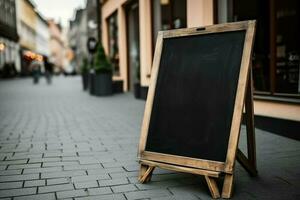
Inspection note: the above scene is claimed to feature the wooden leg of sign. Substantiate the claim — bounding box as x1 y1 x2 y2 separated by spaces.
245 72 257 175
221 174 234 198
138 165 154 183
236 149 257 176
205 176 220 199
237 71 257 176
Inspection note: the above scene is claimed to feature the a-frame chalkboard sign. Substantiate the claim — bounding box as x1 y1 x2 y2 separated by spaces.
138 21 257 198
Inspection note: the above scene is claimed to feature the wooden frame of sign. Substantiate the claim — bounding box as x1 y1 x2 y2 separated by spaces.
138 21 257 198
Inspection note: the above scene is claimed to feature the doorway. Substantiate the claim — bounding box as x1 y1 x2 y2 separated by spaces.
126 1 140 92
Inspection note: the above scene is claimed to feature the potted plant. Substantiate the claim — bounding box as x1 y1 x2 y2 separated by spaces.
93 43 113 96
80 57 89 90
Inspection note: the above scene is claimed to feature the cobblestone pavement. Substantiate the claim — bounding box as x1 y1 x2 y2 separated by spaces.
0 77 299 200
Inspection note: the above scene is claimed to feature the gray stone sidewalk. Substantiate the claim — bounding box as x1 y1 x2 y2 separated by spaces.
0 77 299 200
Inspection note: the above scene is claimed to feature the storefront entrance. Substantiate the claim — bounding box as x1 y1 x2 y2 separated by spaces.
126 0 140 92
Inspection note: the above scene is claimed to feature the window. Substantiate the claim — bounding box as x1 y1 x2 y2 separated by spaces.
152 0 187 48
218 0 300 97
107 12 119 76
274 0 299 94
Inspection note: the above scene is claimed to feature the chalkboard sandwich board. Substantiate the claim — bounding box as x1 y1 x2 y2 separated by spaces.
138 20 257 198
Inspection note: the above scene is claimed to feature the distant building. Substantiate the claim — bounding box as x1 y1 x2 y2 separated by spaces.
86 0 99 40
0 0 20 76
61 27 75 74
69 8 88 73
16 0 49 76
36 13 50 58
48 19 65 73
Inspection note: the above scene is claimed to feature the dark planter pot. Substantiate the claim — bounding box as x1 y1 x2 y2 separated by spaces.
113 80 124 93
82 73 89 90
134 83 141 99
94 73 113 96
89 73 95 95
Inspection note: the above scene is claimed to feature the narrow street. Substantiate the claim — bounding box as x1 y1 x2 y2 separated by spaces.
0 77 299 200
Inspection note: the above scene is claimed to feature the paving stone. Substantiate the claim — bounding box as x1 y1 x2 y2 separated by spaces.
41 170 86 179
98 178 129 187
42 161 78 167
47 177 71 185
44 152 77 158
0 169 22 175
9 154 42 160
111 184 138 193
8 163 41 169
57 189 88 199
87 167 124 175
0 165 7 170
0 182 23 189
87 187 112 196
0 174 39 182
135 180 187 190
71 175 110 183
0 160 28 166
38 183 74 193
14 193 56 200
151 194 199 200
23 166 63 174
109 171 138 179
125 189 172 200
24 180 45 187
29 157 61 163
64 164 102 171
74 181 98 189
76 194 126 200
0 187 36 198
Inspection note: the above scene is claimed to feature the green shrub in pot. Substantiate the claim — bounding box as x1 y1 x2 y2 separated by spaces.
93 43 113 96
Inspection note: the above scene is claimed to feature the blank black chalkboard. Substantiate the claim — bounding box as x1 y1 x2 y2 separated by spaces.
145 31 246 162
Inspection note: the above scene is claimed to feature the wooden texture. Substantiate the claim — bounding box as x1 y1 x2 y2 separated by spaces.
236 68 257 177
138 32 164 156
141 151 225 172
236 149 257 176
245 71 257 171
138 164 154 183
205 176 220 199
222 174 234 198
140 159 220 178
224 20 256 173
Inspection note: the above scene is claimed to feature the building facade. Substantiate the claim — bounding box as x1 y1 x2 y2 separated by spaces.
100 0 299 123
0 0 20 76
101 0 214 92
87 0 99 40
48 19 65 73
36 13 50 57
16 0 50 75
69 8 88 72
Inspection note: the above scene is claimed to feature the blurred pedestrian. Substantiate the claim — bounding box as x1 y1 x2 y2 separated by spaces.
30 60 42 84
44 57 54 84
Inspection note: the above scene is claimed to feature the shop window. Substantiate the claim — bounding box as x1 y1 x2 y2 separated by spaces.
231 0 271 92
152 0 187 49
217 0 299 97
274 0 299 94
107 12 120 76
